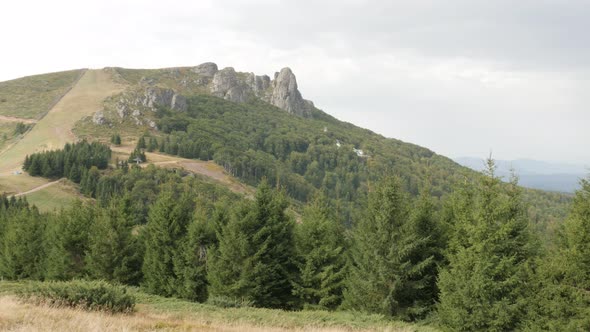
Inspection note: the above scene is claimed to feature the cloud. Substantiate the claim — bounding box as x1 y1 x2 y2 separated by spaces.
0 0 588 164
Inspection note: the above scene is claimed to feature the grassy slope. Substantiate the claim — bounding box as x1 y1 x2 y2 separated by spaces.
0 281 438 332
0 69 125 209
22 179 84 212
0 69 84 119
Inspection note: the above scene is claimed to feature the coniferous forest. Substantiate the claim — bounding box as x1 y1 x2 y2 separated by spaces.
1 139 589 331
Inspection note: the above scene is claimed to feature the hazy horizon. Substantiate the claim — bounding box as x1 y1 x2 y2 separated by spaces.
2 0 588 164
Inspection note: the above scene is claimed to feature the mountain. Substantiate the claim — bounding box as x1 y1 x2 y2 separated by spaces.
0 64 571 228
455 157 588 193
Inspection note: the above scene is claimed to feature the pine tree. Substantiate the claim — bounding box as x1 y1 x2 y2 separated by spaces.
437 160 537 331
44 201 95 280
523 177 590 331
293 192 347 310
342 176 438 319
86 198 143 285
208 180 298 309
137 136 146 149
147 137 158 152
0 206 45 280
142 190 193 296
173 205 215 302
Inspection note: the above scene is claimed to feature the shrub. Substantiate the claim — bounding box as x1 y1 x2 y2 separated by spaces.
206 296 253 308
17 280 135 313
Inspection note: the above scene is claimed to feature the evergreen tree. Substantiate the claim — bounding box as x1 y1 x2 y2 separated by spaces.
342 176 438 320
523 177 590 331
208 180 298 309
173 204 215 302
86 198 143 285
437 160 537 331
142 190 193 296
0 206 45 280
44 201 94 280
137 136 146 149
293 191 347 310
147 137 158 152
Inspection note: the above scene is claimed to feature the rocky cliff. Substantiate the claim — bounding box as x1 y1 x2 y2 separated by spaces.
204 64 314 117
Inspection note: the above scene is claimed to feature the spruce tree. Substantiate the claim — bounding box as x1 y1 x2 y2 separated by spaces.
0 206 45 280
142 190 193 296
208 180 298 309
173 205 215 302
44 201 94 280
523 177 590 331
437 160 537 331
86 198 143 285
293 191 347 310
342 176 438 320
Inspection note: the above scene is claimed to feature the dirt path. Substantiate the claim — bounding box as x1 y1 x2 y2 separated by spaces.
0 115 37 124
11 179 60 197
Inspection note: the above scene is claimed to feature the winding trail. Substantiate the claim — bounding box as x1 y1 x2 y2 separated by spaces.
0 115 37 124
11 180 60 197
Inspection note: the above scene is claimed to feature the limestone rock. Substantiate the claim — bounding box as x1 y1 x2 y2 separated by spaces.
211 67 250 103
141 87 187 112
192 62 218 77
92 111 107 125
268 68 312 117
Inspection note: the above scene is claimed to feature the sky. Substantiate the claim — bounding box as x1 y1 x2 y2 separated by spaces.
1 0 589 165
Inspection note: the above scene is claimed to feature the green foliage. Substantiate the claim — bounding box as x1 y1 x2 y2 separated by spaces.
437 160 537 331
13 122 29 135
523 177 590 331
173 205 215 302
142 190 194 297
128 147 146 164
17 280 135 313
343 176 440 320
206 295 254 308
208 180 298 309
293 191 347 310
110 133 121 145
85 198 143 285
23 140 111 180
43 201 95 280
0 197 45 280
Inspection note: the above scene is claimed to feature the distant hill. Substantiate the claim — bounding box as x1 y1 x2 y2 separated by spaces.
455 157 588 193
0 64 573 227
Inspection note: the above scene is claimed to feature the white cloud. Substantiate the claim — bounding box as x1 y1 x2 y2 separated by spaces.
0 0 588 165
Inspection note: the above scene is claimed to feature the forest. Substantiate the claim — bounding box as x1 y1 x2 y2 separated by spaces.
2 139 589 331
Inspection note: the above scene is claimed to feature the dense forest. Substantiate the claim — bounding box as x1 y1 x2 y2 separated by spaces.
144 95 569 232
2 139 589 330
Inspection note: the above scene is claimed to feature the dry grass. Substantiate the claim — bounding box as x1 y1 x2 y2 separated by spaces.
0 69 83 119
0 69 126 199
0 296 420 332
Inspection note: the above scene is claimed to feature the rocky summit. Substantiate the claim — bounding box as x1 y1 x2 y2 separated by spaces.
206 64 314 117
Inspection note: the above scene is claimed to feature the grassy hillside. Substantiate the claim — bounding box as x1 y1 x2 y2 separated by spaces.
0 69 84 119
0 281 438 332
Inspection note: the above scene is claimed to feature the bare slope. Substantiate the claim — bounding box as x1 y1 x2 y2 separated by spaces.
0 69 125 207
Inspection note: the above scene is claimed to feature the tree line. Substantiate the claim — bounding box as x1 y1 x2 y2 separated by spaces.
3 158 590 330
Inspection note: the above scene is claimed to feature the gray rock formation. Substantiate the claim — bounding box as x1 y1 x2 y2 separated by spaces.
209 64 313 116
268 68 312 117
192 62 218 77
92 111 107 125
140 87 187 112
211 67 250 103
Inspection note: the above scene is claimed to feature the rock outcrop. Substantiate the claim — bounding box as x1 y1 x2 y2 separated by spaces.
208 63 313 117
140 87 187 112
268 68 312 117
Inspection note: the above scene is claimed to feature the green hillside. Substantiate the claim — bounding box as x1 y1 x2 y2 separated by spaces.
0 69 84 119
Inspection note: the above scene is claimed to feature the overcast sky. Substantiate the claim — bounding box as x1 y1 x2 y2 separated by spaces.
1 0 589 164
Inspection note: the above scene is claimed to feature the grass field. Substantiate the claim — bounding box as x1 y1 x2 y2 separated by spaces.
23 179 83 212
0 281 438 332
0 69 126 199
0 69 84 119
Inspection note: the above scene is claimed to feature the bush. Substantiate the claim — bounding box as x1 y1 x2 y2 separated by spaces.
17 280 135 313
206 296 253 308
